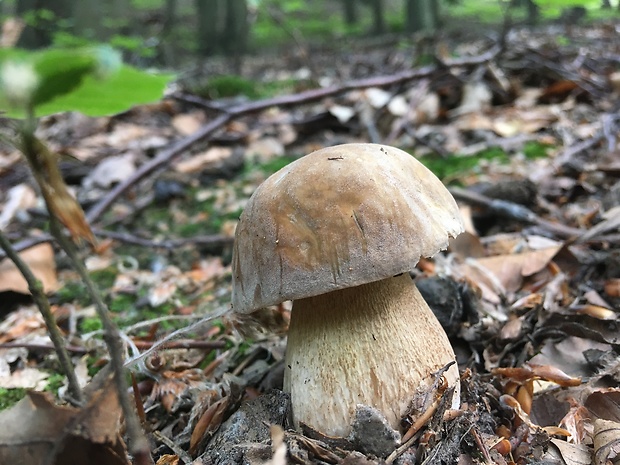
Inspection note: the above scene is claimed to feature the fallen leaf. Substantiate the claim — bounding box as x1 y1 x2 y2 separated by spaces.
0 243 58 294
0 367 128 465
593 418 620 465
550 438 591 465
0 184 37 229
172 111 205 135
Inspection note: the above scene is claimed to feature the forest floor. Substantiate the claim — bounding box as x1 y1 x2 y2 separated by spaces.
0 20 620 465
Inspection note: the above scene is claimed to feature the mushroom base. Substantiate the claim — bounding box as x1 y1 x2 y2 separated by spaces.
283 273 459 438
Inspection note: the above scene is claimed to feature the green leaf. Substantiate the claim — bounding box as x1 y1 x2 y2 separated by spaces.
32 65 172 117
0 46 172 118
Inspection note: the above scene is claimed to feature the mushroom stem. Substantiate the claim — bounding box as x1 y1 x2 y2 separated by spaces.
283 273 459 438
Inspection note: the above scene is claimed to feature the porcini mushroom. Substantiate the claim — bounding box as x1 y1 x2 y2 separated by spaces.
231 143 463 438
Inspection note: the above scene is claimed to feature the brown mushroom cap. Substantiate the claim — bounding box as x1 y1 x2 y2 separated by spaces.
232 143 463 313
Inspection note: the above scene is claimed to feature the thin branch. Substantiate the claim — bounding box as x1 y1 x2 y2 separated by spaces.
86 45 502 224
47 215 151 460
449 187 584 239
0 230 85 405
0 230 233 259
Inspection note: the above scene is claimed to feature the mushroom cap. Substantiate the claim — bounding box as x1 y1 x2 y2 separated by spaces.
232 143 463 313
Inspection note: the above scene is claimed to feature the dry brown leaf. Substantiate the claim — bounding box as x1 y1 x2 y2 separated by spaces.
189 396 230 455
83 153 136 189
550 438 592 465
473 245 563 292
246 137 285 163
604 279 620 298
25 138 95 245
0 368 127 465
585 389 620 423
172 111 205 135
156 455 180 465
174 147 233 174
0 183 37 229
593 419 620 465
0 366 49 389
0 243 58 294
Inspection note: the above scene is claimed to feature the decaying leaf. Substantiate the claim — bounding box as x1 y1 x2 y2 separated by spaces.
0 366 127 465
23 136 95 245
550 438 592 465
0 243 58 294
593 419 620 465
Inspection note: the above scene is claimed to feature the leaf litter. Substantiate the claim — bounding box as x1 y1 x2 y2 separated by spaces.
1 20 620 465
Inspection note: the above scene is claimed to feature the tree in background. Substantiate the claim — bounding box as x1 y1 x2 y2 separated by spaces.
405 0 440 33
16 0 72 49
195 0 248 71
340 0 385 35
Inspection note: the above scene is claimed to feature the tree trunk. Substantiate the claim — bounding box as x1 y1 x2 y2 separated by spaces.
342 0 357 25
369 0 385 35
16 0 72 48
195 0 222 56
222 0 248 72
72 0 105 41
405 0 437 33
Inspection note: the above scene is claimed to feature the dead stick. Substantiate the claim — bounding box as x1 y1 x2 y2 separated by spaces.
86 46 501 224
449 187 583 239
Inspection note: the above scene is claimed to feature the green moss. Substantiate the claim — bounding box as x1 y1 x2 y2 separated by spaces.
194 75 260 100
0 388 26 411
91 267 118 290
80 316 102 333
523 141 551 159
254 155 298 175
418 148 507 179
108 293 136 313
45 373 65 394
55 281 90 306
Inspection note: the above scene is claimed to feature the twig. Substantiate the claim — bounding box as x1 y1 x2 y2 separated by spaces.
0 230 233 259
86 45 502 224
153 430 193 464
0 341 88 354
93 228 234 249
132 339 226 350
47 214 151 459
0 230 85 405
404 124 451 159
449 187 584 239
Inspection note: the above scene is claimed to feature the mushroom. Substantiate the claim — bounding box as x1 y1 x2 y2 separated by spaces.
231 143 464 438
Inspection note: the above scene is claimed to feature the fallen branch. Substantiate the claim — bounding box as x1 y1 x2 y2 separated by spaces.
86 45 502 224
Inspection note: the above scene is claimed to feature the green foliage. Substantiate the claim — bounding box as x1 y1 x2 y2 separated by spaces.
80 316 103 333
55 281 91 307
0 46 171 118
196 75 260 99
253 155 298 175
0 388 26 411
419 149 509 179
523 141 551 159
45 373 65 393
108 293 136 313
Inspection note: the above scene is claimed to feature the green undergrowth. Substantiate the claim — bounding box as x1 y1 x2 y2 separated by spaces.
188 74 310 100
0 387 26 411
54 264 204 336
418 142 551 179
246 142 550 182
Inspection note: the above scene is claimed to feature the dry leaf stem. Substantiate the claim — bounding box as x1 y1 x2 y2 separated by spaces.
17 123 152 463
0 229 85 405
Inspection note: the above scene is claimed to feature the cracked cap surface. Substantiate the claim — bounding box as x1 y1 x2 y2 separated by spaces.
232 143 464 313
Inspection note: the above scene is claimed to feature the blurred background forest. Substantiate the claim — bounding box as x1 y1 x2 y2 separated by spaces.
3 0 620 73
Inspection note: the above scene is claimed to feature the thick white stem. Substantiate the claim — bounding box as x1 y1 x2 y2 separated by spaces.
283 273 459 438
